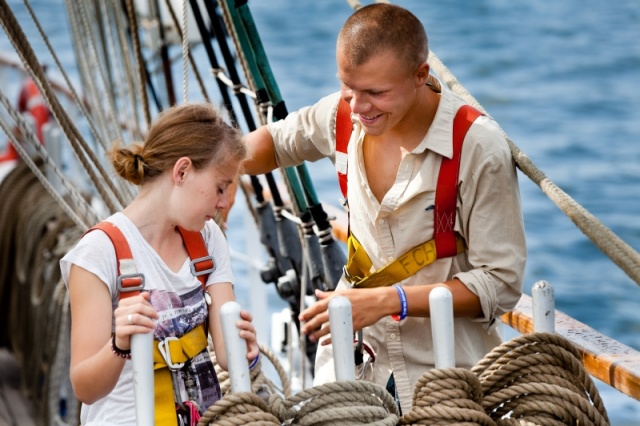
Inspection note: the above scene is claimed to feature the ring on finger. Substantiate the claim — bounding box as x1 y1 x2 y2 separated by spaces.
127 313 133 325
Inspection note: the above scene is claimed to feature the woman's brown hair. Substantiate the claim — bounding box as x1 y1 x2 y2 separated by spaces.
108 103 245 185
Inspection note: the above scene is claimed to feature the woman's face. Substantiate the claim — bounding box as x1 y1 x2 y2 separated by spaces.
178 153 241 231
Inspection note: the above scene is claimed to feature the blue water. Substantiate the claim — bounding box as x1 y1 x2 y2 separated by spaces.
2 0 639 423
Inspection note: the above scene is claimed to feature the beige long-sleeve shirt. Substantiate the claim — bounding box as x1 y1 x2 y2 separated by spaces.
267 87 526 412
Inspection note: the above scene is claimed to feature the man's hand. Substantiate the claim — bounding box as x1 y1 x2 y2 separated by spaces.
299 287 393 345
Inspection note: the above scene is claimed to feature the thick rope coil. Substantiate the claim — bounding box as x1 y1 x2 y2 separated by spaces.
274 380 399 425
197 392 281 426
399 367 495 425
0 161 80 425
471 332 609 425
210 343 291 399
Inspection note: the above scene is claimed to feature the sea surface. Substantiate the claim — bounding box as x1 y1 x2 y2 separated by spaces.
2 0 639 424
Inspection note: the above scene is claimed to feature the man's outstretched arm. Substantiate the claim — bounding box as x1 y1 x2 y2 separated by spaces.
242 125 279 175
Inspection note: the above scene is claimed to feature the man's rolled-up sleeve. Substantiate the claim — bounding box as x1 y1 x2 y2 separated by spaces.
454 117 527 329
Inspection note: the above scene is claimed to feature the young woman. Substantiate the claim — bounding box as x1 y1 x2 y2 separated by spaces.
61 103 259 425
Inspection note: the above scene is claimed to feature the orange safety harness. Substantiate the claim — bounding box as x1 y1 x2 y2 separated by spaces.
334 95 483 287
86 221 215 426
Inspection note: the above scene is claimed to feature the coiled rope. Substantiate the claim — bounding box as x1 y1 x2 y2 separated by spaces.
0 161 81 425
200 332 609 425
199 379 398 426
399 368 494 425
472 332 609 425
273 380 399 425
210 343 292 399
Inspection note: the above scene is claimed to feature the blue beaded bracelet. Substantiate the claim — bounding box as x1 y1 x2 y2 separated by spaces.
249 353 260 370
391 285 408 321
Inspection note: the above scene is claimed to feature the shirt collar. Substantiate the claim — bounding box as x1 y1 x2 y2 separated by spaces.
413 88 463 159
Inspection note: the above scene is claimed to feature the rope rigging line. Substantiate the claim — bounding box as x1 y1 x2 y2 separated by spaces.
399 368 494 425
61 0 136 205
96 0 139 203
0 90 97 229
21 0 107 153
472 333 610 425
75 0 123 146
181 0 189 103
0 0 125 214
199 0 258 131
108 0 144 141
162 0 211 104
151 0 178 106
67 0 124 154
124 0 152 127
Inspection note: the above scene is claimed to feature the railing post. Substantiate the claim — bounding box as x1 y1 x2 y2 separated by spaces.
131 333 154 426
328 296 355 381
220 301 251 393
532 280 555 333
429 286 455 369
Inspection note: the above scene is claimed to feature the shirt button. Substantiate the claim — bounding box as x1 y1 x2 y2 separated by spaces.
388 256 395 261
379 219 385 225
389 333 397 340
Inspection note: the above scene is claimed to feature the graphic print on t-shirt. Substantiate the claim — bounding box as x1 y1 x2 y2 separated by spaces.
149 285 221 411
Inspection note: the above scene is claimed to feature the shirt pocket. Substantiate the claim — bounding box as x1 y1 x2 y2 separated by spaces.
395 191 436 249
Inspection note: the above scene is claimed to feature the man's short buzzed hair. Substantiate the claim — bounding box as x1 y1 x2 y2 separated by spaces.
337 3 429 71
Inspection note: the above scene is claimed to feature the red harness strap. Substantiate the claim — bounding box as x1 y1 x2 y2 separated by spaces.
434 105 483 257
86 222 212 299
336 98 352 198
334 100 483 259
177 226 215 283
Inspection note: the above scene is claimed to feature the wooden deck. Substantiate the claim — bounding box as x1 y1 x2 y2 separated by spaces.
0 348 37 426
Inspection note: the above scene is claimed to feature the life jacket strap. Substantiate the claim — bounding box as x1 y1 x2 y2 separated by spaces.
153 323 209 426
88 221 145 298
177 226 214 286
435 104 482 257
344 233 466 288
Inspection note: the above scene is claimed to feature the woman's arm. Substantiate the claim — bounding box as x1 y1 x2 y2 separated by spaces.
68 265 157 404
206 283 258 371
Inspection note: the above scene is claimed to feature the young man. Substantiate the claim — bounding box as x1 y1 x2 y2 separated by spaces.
242 3 525 413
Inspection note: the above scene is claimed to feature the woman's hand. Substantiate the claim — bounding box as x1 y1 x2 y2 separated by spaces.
237 310 259 362
112 292 158 350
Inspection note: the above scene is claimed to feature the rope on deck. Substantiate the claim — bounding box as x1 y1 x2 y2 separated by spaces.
200 331 609 425
399 368 494 425
472 332 609 426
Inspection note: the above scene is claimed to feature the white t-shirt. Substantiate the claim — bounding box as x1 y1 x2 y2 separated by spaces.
60 212 235 426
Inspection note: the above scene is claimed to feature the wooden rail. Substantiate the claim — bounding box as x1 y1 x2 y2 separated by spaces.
503 295 640 401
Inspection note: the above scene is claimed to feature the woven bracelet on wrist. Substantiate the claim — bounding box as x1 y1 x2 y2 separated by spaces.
391 285 408 321
249 353 260 370
111 334 132 359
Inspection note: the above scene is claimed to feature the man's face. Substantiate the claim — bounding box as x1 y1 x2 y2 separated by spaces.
337 48 420 137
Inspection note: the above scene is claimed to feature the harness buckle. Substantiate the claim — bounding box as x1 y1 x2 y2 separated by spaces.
342 265 361 286
116 273 145 293
189 256 215 277
339 197 350 213
158 337 185 371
